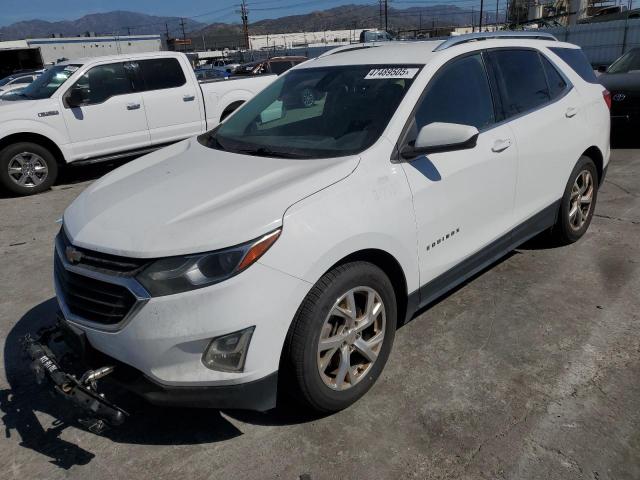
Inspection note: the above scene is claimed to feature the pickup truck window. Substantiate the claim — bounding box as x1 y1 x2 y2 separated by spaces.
137 58 186 91
17 64 80 100
201 64 419 159
71 62 135 105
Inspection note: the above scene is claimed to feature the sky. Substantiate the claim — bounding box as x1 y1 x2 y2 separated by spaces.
0 0 382 27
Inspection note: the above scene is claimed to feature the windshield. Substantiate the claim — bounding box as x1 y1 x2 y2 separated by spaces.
608 49 640 74
19 64 80 99
200 65 419 158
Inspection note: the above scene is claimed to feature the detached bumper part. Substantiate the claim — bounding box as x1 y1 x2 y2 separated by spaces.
22 324 128 432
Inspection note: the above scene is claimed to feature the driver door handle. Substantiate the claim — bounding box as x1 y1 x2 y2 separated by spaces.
566 107 578 118
492 138 512 153
183 95 196 102
126 103 141 110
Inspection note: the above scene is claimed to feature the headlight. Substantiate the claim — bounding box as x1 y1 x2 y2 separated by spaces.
136 229 280 296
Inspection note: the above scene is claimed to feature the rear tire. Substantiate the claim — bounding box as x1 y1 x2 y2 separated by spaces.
282 261 397 413
551 155 598 244
0 142 58 196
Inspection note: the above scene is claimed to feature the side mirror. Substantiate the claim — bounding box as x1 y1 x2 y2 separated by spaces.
64 85 87 108
401 122 479 159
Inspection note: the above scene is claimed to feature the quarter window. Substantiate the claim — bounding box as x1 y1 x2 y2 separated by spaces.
137 58 186 91
414 53 495 131
486 49 550 118
72 62 135 105
540 55 568 99
549 47 597 83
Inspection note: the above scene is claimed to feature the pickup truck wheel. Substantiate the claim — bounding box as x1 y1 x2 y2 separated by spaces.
282 262 397 413
552 155 598 244
0 142 58 196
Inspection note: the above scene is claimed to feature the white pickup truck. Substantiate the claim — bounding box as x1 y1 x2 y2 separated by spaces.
0 52 275 195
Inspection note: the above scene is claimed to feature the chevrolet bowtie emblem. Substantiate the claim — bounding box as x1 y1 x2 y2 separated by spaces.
65 246 83 264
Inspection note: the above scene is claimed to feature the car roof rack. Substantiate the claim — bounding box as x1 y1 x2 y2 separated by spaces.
318 43 380 57
433 31 557 51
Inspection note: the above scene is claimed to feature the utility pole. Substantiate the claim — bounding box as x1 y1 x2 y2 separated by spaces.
384 0 389 31
496 0 499 28
379 0 383 30
179 17 187 52
479 0 484 30
238 0 250 50
126 27 131 36
472 6 475 32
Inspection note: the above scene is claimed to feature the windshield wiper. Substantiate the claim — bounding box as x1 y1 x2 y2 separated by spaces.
235 146 310 159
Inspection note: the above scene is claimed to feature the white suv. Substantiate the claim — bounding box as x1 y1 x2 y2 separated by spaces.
54 33 610 413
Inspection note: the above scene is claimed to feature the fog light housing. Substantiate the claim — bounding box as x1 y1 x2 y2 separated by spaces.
202 327 255 372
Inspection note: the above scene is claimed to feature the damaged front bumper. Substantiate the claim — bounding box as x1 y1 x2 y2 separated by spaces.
22 318 128 433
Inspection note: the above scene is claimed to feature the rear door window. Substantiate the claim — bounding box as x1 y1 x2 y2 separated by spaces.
540 55 568 99
549 47 598 83
486 49 551 118
137 58 186 91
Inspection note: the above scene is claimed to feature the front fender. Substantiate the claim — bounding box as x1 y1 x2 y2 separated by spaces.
259 142 419 296
0 119 70 161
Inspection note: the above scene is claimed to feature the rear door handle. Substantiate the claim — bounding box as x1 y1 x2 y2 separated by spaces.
126 103 141 110
565 107 578 118
183 95 196 102
492 138 512 153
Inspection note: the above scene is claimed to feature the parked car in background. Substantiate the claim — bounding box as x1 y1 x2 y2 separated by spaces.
203 58 240 73
0 70 42 98
41 33 609 419
195 68 229 81
598 48 640 130
235 56 308 76
0 52 275 195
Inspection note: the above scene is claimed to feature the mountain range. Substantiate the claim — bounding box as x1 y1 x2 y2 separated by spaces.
0 5 501 41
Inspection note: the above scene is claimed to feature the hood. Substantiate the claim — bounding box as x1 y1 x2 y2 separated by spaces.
599 72 640 93
64 138 360 258
0 97 48 116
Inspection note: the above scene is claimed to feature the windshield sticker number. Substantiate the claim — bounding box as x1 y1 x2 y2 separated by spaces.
365 67 418 80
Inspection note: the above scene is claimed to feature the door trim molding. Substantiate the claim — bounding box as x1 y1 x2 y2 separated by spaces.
403 199 560 323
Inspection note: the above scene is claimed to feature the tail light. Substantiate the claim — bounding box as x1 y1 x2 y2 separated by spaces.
603 89 612 110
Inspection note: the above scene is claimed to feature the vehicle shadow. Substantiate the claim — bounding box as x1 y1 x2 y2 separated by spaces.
1 298 322 469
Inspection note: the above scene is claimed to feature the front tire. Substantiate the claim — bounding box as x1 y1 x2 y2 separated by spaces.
282 262 397 413
0 142 58 196
552 155 599 244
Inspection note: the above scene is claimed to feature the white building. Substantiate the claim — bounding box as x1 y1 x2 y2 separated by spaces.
249 29 368 50
0 35 162 65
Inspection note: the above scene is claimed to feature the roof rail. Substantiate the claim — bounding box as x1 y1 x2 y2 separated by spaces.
317 43 381 58
433 31 557 51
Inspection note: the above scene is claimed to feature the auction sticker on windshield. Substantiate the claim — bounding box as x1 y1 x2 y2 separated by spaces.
365 67 419 79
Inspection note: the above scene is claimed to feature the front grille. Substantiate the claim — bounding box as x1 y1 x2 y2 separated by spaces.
59 229 149 276
54 253 138 326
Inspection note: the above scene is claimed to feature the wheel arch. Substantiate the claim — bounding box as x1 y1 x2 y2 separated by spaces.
0 132 65 165
220 100 245 122
327 248 410 328
582 146 604 186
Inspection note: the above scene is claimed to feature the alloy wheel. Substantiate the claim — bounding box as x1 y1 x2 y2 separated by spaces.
317 286 386 391
7 152 49 188
569 169 594 231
